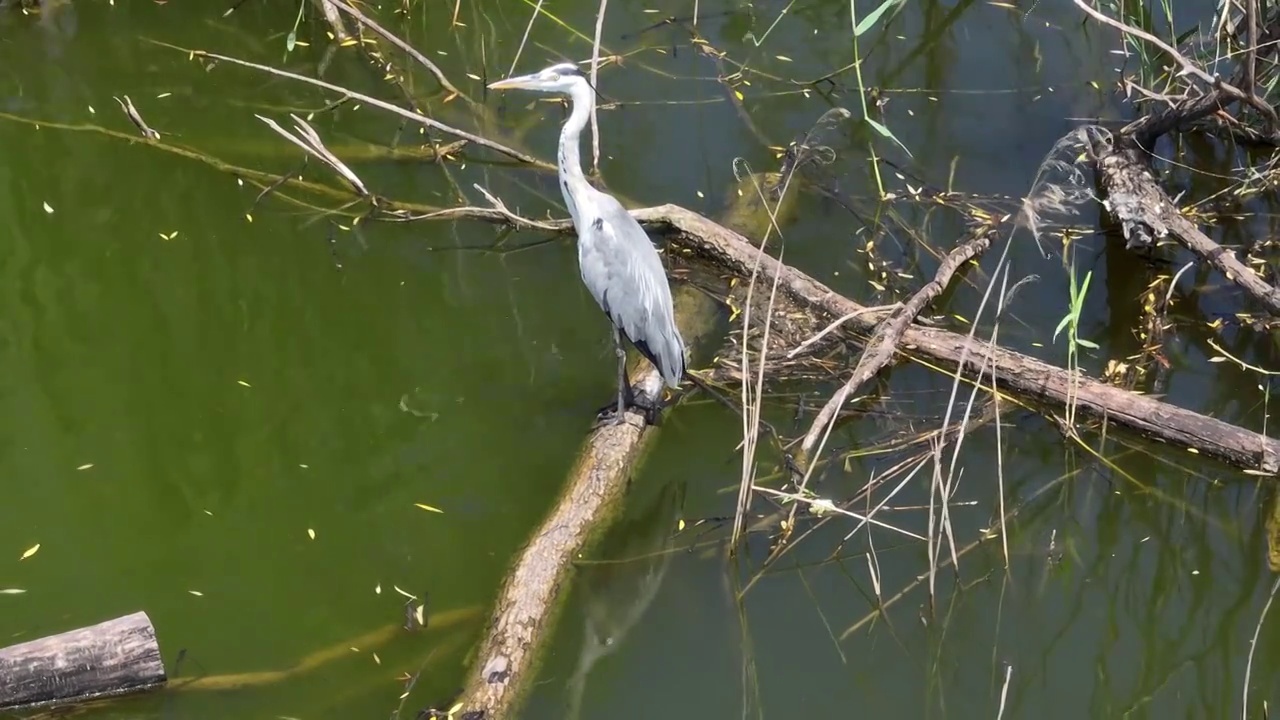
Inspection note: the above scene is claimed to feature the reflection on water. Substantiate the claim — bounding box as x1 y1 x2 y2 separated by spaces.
565 478 684 720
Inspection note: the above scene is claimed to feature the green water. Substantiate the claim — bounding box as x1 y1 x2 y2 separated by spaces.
1 1 1277 718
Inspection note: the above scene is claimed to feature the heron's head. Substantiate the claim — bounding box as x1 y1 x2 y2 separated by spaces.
487 62 587 95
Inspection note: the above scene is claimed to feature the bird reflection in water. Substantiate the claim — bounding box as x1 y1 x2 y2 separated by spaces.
564 478 685 719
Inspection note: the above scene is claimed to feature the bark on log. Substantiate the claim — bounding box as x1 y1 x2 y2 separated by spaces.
453 286 714 720
0 611 166 711
1094 134 1280 316
632 204 1280 475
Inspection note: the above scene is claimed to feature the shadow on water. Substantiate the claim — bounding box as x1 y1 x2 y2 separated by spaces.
0 0 1278 718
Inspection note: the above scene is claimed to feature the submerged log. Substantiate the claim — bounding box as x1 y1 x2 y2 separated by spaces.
0 611 166 711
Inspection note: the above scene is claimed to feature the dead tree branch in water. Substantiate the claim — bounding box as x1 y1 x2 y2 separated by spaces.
1069 0 1280 315
790 226 997 496
325 0 470 104
171 47 552 170
312 0 349 43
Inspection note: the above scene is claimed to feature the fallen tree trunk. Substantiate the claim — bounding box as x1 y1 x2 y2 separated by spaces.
0 611 166 711
632 204 1280 475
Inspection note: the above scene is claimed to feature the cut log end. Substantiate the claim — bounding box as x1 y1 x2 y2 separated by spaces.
0 611 167 712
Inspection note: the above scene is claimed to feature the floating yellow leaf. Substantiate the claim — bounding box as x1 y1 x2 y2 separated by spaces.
238 380 251 387
307 528 316 540
19 544 39 560
77 463 93 470
375 583 382 595
0 588 25 595
414 503 444 514
42 202 53 214
189 590 203 596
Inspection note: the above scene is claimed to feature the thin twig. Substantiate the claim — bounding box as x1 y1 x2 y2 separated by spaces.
1242 574 1280 719
112 95 160 141
181 49 552 170
1246 0 1259 102
785 304 900 359
792 228 995 512
326 0 467 102
509 0 545 77
729 160 802 554
589 0 609 176
996 664 1013 720
751 486 925 541
313 0 350 43
257 113 371 197
1073 0 1279 126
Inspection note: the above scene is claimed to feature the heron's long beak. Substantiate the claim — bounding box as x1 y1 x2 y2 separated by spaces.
487 73 540 91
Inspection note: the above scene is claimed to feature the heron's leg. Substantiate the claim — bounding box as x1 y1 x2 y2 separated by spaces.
593 326 634 428
613 326 628 421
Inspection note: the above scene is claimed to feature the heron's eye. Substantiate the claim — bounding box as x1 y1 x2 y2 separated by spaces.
548 73 560 81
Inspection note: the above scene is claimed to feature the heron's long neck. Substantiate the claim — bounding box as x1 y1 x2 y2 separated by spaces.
558 83 594 226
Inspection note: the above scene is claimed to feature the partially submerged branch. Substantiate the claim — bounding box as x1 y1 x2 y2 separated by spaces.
1067 0 1280 315
633 204 1280 474
1094 133 1280 315
174 47 552 170
792 226 997 483
325 0 470 103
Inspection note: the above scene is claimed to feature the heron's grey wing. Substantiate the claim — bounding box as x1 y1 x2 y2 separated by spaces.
577 197 686 388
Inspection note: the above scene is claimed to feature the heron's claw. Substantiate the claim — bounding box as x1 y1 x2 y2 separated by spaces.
591 403 630 429
591 386 663 429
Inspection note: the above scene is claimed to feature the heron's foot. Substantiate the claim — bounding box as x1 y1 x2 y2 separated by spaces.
591 385 663 429
631 391 664 427
591 402 631 429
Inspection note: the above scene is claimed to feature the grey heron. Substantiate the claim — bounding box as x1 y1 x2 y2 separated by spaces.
488 62 686 426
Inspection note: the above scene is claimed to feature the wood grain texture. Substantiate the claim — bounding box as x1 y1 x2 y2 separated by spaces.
0 611 166 711
637 204 1280 475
